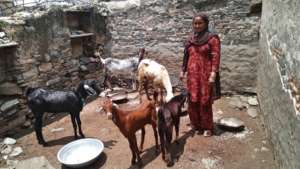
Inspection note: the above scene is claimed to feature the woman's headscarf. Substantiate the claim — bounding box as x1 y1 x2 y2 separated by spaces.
185 13 216 47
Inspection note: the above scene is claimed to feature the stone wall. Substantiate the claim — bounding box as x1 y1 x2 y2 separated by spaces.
0 0 263 135
0 6 107 136
258 0 300 169
0 0 15 16
104 0 261 93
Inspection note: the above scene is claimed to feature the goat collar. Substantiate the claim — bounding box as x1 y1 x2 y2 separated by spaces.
81 98 86 106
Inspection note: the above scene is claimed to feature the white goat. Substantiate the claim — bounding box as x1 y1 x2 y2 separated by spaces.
96 48 145 90
138 59 173 103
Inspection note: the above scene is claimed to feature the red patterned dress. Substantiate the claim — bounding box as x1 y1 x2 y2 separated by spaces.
183 35 221 131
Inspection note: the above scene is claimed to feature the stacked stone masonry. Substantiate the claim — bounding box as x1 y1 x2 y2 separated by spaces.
0 0 261 139
259 0 300 169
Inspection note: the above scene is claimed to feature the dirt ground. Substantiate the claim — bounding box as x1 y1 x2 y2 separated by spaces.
6 94 276 169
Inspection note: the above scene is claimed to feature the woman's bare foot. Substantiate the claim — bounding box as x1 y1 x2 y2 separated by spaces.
196 129 204 135
203 130 213 137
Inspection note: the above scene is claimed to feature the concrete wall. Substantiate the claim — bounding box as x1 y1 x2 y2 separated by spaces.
258 0 300 168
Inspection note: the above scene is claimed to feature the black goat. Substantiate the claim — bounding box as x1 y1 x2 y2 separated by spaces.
25 80 100 146
157 90 189 166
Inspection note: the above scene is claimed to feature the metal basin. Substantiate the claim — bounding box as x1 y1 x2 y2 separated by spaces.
57 138 104 168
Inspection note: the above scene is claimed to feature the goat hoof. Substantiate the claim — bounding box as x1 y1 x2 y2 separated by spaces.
166 161 174 167
175 140 180 145
81 134 85 138
137 161 143 167
38 140 47 146
40 142 48 147
155 148 160 155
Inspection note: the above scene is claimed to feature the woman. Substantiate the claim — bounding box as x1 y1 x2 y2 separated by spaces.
180 13 221 137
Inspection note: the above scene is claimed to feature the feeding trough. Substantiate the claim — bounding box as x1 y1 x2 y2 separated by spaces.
109 91 128 104
57 138 104 168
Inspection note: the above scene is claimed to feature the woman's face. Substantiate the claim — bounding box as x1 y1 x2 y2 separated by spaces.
193 16 207 33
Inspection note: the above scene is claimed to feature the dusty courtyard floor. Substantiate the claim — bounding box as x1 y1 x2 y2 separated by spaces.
2 94 276 169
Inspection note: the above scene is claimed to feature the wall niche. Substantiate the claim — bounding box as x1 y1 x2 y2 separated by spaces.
0 43 24 135
65 10 99 77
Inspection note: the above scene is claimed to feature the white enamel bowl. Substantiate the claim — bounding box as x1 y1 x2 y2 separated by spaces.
57 138 104 168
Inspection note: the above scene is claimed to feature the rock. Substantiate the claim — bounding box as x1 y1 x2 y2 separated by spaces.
261 146 269 152
216 109 224 114
213 113 222 123
9 147 23 157
79 57 91 64
234 128 253 139
38 63 53 72
1 145 12 154
3 137 16 145
50 128 64 133
22 67 38 80
239 95 249 103
201 157 221 169
247 107 258 118
80 65 88 72
46 77 61 86
248 97 258 106
218 117 245 131
44 54 51 62
3 155 8 160
0 83 22 96
6 160 19 167
103 0 141 15
0 99 20 112
22 120 31 128
0 32 6 38
229 97 245 109
5 109 17 117
15 156 55 169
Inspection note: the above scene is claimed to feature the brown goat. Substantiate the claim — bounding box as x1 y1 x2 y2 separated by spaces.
100 97 159 167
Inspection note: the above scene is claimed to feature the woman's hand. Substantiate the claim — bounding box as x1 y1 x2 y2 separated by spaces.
180 71 186 81
208 72 216 83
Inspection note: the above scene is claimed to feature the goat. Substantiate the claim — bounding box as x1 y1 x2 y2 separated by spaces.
96 48 145 90
25 80 100 146
100 97 159 167
137 58 174 104
157 90 189 166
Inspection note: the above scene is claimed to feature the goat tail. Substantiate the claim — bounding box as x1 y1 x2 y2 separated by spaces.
24 87 36 96
138 48 146 64
161 69 173 102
